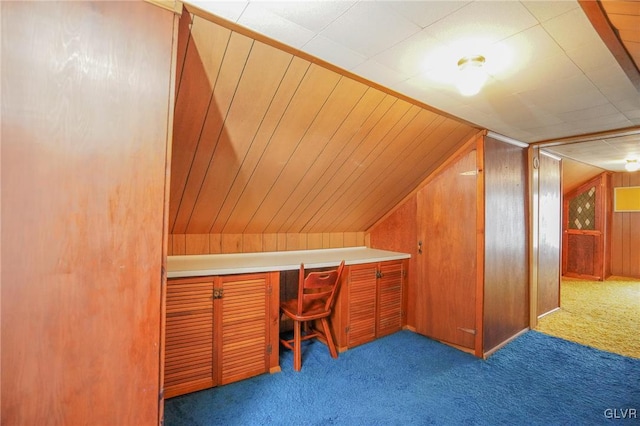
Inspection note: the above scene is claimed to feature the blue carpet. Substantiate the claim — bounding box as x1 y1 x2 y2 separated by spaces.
164 330 640 425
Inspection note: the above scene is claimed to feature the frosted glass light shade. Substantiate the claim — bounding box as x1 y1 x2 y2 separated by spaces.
625 159 639 172
456 55 487 96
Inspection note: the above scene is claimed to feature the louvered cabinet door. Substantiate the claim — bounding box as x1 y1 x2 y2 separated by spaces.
164 277 215 398
346 263 378 348
216 273 273 385
377 261 404 338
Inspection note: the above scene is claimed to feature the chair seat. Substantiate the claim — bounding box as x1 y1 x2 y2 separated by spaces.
281 299 330 321
280 260 345 371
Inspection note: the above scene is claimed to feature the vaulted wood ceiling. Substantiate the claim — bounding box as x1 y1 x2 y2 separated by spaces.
170 8 479 235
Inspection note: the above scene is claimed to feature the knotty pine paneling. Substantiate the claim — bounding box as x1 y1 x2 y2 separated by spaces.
611 172 640 278
170 7 479 238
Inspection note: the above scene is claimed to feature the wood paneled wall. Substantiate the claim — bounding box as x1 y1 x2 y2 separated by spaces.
482 136 529 353
610 172 640 278
169 7 479 239
1 2 175 424
368 199 417 327
169 232 366 255
368 134 529 356
536 152 561 318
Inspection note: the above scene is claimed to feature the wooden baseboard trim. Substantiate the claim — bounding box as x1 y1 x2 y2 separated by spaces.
538 307 561 319
483 328 530 359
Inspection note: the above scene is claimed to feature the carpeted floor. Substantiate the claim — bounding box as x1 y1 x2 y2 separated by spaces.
164 330 640 425
535 276 640 359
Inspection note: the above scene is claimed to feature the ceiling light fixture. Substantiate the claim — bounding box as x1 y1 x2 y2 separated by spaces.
625 159 640 172
456 55 487 96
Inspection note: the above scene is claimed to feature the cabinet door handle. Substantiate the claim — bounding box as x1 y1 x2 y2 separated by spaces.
418 240 423 255
213 288 224 299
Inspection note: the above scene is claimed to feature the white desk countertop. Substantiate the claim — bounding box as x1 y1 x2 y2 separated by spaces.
167 246 410 278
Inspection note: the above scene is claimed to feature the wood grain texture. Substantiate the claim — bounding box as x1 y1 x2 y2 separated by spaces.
610 172 640 278
482 137 529 353
561 157 606 195
164 277 215 398
562 173 610 280
537 153 562 317
368 199 417 327
167 232 366 254
169 8 479 236
1 2 174 424
415 148 477 350
579 0 640 91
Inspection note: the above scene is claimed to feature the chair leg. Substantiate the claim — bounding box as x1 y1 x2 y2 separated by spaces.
293 319 302 372
320 318 338 359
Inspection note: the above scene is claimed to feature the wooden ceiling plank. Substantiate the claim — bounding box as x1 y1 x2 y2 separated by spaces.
325 109 444 230
599 1 640 17
280 92 396 233
169 17 230 232
208 56 311 234
310 104 424 231
258 78 370 234
183 40 294 234
618 28 640 43
295 97 410 233
174 10 192 99
302 101 418 232
334 113 450 231
221 64 342 233
333 118 462 232
579 0 640 91
606 13 640 31
173 31 253 234
401 125 479 199
349 124 477 232
273 86 387 233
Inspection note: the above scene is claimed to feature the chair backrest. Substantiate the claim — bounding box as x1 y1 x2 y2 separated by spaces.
296 260 345 315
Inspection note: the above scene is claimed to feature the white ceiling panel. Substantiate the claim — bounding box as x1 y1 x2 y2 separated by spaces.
541 7 603 52
380 1 470 29
522 1 579 23
351 59 410 88
319 2 421 57
302 35 368 71
188 0 248 22
237 3 316 48
423 1 538 47
186 0 640 172
255 1 355 33
373 29 442 76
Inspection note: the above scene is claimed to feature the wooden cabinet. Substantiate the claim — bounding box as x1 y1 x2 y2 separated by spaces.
332 260 406 350
164 272 279 398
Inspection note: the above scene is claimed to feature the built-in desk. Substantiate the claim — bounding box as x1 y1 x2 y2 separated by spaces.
167 246 410 278
164 246 410 398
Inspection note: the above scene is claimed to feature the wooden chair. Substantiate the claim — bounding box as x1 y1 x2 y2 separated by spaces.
280 260 346 371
